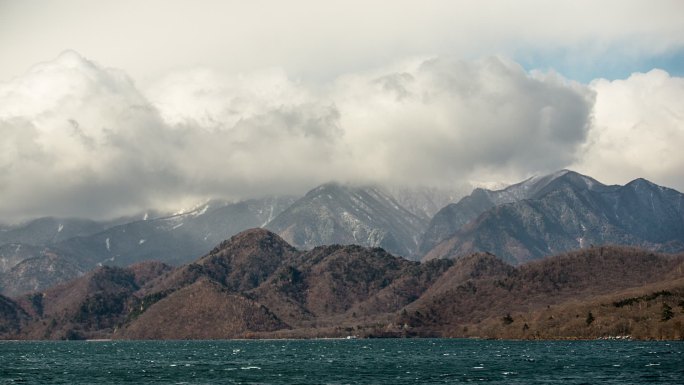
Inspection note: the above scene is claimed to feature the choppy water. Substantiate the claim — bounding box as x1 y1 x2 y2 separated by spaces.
1 339 682 384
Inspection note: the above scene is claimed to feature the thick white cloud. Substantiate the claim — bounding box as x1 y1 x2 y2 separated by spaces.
331 57 593 185
0 51 181 220
0 52 595 222
573 70 684 190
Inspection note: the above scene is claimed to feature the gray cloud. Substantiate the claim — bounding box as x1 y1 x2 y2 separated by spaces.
0 51 596 222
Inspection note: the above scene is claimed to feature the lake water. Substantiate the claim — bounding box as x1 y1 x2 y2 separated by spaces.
1 339 682 384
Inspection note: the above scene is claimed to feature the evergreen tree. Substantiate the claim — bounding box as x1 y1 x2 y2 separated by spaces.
586 311 595 325
661 303 674 321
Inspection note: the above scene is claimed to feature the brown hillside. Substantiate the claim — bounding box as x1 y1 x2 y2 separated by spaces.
116 278 287 339
3 229 683 341
252 245 452 329
403 246 684 337
13 263 170 340
463 278 684 340
127 261 173 288
141 228 299 296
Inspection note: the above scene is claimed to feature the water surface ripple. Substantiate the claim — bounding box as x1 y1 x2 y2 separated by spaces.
1 339 682 384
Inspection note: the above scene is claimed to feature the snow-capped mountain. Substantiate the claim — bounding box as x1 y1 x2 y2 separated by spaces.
422 171 684 264
265 183 429 259
0 250 86 297
419 170 606 254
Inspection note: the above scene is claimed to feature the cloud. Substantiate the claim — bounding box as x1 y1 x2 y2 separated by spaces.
0 51 181 220
331 57 594 185
0 52 595 222
573 70 684 191
1 1 683 84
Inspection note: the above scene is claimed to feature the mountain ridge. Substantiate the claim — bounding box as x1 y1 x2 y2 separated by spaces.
2 171 683 299
1 229 682 340
422 171 684 264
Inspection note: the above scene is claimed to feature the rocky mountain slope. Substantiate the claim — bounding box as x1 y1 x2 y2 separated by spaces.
0 251 86 298
420 170 608 254
422 171 684 264
265 183 429 259
0 243 45 273
2 229 682 340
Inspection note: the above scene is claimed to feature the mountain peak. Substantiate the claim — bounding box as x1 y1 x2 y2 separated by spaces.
211 228 295 255
265 183 428 258
626 177 660 190
501 169 605 201
305 182 346 197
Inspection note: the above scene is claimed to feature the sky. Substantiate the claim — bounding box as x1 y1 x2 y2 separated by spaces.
0 0 683 223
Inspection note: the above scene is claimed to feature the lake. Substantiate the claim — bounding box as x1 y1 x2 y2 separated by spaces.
1 339 682 384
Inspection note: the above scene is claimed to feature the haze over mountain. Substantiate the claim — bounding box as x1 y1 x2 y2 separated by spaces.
54 197 296 268
0 217 133 247
422 170 684 264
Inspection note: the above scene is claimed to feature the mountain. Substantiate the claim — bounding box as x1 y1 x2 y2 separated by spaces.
53 197 295 268
265 183 428 259
0 197 293 297
0 243 45 273
3 229 682 340
12 261 172 340
419 170 606 254
0 251 86 297
0 214 160 279
0 243 87 298
422 171 684 264
0 217 128 273
0 217 121 247
118 228 451 339
0 229 452 339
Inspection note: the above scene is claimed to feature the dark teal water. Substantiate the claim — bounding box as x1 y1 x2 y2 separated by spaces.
1 339 682 384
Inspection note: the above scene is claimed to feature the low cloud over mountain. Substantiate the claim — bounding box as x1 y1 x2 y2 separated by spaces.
1 51 682 222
